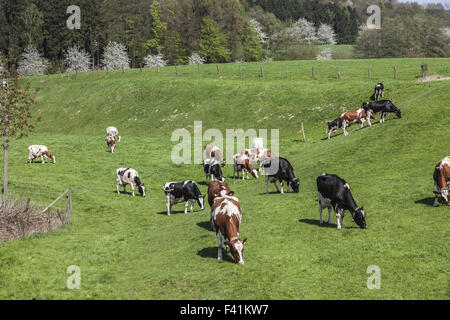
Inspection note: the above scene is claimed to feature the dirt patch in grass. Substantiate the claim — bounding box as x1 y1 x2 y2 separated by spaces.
417 74 450 82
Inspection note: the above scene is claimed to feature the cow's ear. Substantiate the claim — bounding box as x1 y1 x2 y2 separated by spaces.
228 191 235 196
241 238 247 244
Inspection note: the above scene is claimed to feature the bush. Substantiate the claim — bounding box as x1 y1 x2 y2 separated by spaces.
0 197 65 242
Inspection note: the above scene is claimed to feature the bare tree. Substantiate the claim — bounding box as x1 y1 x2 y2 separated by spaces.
102 42 130 71
64 45 91 73
18 46 48 77
0 68 38 195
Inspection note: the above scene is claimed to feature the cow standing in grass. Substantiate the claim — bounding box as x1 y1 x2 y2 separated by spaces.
433 156 450 207
317 174 367 229
204 145 225 183
116 168 146 197
371 82 384 101
233 153 258 180
163 180 205 215
209 182 247 264
263 157 299 194
362 100 402 125
106 136 115 153
28 145 55 164
340 108 376 136
326 118 344 140
106 126 121 141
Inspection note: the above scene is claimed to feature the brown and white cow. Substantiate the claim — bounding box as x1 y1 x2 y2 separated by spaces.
339 108 376 136
433 156 450 206
28 145 55 164
233 153 258 180
208 180 232 207
209 183 247 264
106 126 121 142
241 148 276 172
106 136 116 153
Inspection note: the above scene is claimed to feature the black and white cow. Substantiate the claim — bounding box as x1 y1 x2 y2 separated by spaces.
263 157 300 194
203 163 225 183
163 180 205 216
326 118 344 140
371 82 384 101
362 100 402 125
316 174 367 229
116 168 146 197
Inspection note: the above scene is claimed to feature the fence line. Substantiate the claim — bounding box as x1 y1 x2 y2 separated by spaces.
41 188 72 225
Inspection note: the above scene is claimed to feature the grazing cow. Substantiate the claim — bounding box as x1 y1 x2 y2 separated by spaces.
207 180 232 207
326 118 343 140
433 156 450 207
106 136 115 153
163 180 205 215
116 168 146 197
209 184 247 264
371 82 384 101
316 174 367 229
106 126 121 142
204 145 226 183
242 148 276 171
362 100 402 125
28 145 55 164
233 153 258 180
263 157 300 194
1 81 7 88
339 108 376 136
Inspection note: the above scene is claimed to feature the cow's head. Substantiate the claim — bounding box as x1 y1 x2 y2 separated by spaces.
352 207 367 229
362 102 370 109
51 154 56 164
163 183 175 193
138 183 146 197
221 158 226 167
224 238 247 264
395 109 402 119
291 178 300 193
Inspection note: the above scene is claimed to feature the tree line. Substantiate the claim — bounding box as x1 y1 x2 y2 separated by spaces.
1 0 449 75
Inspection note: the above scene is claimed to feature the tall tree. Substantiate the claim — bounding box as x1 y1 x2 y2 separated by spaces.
0 60 38 195
198 17 230 63
146 1 167 54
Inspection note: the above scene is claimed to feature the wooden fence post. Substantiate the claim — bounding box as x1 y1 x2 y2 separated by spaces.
368 67 371 79
394 66 397 79
216 64 220 75
260 64 264 78
312 66 315 79
139 64 142 72
65 188 72 225
286 65 289 78
300 122 306 142
239 64 242 77
337 67 341 80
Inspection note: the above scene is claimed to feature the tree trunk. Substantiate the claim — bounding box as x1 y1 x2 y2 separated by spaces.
3 131 8 195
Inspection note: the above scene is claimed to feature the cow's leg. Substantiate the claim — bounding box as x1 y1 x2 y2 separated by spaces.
184 201 189 214
367 111 372 127
273 181 280 193
336 210 342 229
131 184 135 197
327 208 332 224
242 169 245 180
116 181 121 195
41 155 45 164
318 197 323 225
166 196 171 216
190 200 194 212
287 182 290 193
217 232 223 261
265 175 269 194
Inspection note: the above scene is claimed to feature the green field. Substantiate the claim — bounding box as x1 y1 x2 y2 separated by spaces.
0 58 449 299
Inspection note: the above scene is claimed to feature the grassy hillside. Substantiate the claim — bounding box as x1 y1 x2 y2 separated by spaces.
0 58 449 299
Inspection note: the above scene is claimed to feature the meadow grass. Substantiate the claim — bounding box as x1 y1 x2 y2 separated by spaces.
0 58 449 299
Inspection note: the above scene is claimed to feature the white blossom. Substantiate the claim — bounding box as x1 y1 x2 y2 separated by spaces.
316 48 333 60
64 45 91 73
188 53 205 65
144 52 167 68
291 18 318 44
102 42 130 71
18 46 48 76
249 18 267 43
316 24 336 45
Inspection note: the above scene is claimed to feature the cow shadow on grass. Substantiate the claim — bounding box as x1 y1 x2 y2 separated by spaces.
156 210 187 215
415 197 437 206
197 247 235 264
299 218 337 228
197 221 214 232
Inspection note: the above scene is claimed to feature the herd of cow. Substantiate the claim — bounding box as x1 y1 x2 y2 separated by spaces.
16 80 450 264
